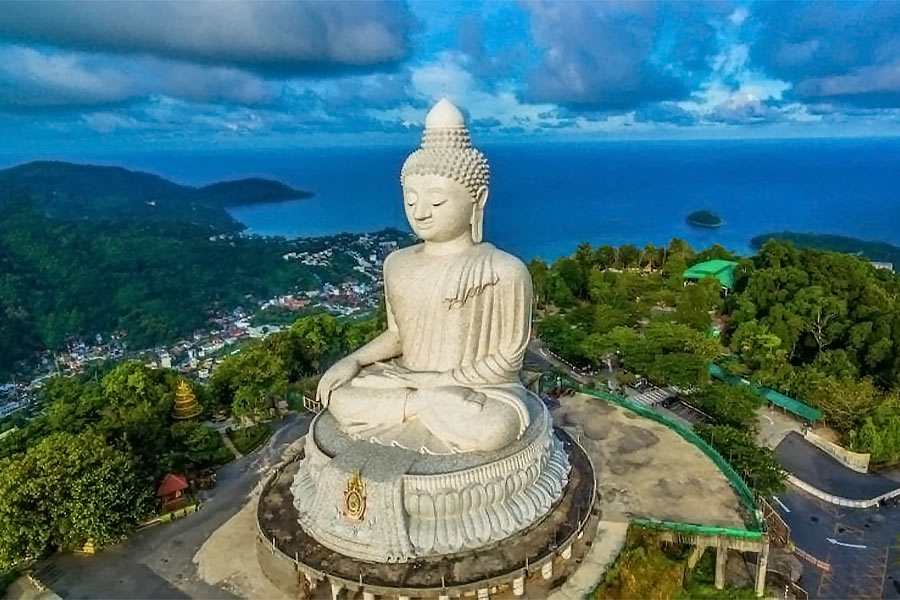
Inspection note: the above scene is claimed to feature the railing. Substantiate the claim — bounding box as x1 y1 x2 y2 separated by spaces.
631 517 764 540
256 430 600 597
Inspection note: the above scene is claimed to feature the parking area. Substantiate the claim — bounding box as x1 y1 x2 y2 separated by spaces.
773 487 900 599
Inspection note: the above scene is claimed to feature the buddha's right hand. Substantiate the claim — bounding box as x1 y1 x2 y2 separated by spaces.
317 356 361 407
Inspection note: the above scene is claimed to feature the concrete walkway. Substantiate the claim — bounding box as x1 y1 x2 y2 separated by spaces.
220 431 243 459
548 520 629 600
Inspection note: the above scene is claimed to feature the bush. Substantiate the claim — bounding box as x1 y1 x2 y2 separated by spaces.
1 569 19 597
695 425 785 497
686 383 762 430
228 423 271 455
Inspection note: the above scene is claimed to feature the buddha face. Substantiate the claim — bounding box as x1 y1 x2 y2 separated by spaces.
403 173 486 243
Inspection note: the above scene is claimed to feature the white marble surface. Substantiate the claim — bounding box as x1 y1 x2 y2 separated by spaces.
292 99 571 561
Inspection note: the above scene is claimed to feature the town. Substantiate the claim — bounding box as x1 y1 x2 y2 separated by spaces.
0 231 406 421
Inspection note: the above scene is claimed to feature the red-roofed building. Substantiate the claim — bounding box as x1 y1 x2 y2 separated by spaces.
157 473 190 512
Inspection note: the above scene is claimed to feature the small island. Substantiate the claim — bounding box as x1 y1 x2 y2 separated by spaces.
686 209 724 228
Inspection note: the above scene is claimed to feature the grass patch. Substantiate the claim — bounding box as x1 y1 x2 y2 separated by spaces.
228 423 271 454
591 527 759 600
592 528 686 600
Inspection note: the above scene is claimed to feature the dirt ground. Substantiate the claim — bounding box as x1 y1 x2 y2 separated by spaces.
554 393 746 528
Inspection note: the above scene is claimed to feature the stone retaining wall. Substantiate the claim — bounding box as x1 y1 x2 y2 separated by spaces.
803 430 870 473
786 475 900 508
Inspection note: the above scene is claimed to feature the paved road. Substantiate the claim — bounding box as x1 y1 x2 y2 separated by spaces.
776 432 897 499
525 340 591 384
773 486 900 599
34 413 312 600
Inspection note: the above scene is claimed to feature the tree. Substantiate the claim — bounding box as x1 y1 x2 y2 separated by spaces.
728 321 790 386
695 425 785 497
675 277 720 331
694 244 737 263
647 352 709 389
538 315 590 367
806 376 884 433
848 393 900 464
788 286 848 355
593 245 617 270
618 244 640 269
554 257 587 299
0 432 151 568
574 242 595 276
641 243 658 271
686 383 762 429
667 238 695 263
169 421 232 468
528 259 550 306
288 313 345 371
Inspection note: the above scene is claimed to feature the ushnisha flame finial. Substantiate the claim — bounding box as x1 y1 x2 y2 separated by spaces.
401 97 490 198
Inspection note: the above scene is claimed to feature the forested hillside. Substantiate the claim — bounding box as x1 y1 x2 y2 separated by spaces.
530 238 900 468
0 161 311 231
0 202 328 373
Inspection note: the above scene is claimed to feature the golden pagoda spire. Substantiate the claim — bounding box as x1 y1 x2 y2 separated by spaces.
173 380 201 420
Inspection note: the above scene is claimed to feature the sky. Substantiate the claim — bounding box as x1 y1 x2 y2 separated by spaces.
1 0 900 153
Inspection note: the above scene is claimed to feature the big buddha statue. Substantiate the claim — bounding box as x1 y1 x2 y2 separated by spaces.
292 99 569 562
317 98 531 455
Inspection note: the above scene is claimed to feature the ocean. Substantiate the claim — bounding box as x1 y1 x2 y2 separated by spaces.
16 138 900 261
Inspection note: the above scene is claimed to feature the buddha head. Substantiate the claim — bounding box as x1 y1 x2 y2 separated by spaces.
401 99 490 244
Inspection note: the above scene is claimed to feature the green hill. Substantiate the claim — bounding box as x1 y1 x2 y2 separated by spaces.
751 232 899 268
200 177 312 206
0 161 312 231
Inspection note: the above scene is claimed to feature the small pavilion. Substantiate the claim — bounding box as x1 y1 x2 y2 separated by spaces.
157 473 190 512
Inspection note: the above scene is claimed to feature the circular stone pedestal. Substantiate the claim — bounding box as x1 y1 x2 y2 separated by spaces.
256 427 595 599
290 394 570 563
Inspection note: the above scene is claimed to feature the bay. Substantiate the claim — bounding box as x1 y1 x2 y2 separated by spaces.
63 138 900 260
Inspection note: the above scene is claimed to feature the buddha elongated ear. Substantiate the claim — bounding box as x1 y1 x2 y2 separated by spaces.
470 185 488 243
474 185 488 209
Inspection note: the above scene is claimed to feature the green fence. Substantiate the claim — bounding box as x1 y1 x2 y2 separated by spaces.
631 518 764 540
541 375 765 533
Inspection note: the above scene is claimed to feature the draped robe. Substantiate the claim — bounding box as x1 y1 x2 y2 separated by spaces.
328 242 533 454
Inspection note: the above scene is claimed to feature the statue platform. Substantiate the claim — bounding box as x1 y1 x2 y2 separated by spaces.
290 393 571 562
257 425 595 599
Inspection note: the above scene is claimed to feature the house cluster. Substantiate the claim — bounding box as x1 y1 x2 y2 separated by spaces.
55 333 129 373
8 231 413 410
283 248 333 266
0 383 24 419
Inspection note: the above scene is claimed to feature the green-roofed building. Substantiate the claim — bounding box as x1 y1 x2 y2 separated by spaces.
683 259 739 291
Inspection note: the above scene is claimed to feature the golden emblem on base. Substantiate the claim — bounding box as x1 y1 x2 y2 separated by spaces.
343 470 366 522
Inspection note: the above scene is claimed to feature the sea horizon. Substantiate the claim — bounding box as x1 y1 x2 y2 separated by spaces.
3 137 899 261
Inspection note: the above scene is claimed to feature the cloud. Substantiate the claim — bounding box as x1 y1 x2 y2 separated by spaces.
707 92 785 125
634 103 697 126
795 63 900 108
0 45 137 109
520 0 729 111
0 44 276 111
0 0 414 75
749 1 900 107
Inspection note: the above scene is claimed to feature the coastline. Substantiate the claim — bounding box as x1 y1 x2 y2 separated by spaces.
687 218 726 229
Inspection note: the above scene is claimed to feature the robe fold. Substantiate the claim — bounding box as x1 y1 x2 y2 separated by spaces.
330 242 534 454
